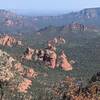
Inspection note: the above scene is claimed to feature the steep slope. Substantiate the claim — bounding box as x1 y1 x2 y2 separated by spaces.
28 7 100 29
0 9 37 33
0 49 38 100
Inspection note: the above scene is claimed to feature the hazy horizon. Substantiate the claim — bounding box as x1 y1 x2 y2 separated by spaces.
0 0 100 16
5 6 100 16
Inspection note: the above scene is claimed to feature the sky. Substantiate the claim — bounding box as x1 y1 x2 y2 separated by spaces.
0 0 100 14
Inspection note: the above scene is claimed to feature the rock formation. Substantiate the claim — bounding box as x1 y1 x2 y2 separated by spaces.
21 35 73 71
0 35 16 47
48 36 65 46
49 50 57 69
34 49 39 61
68 22 86 31
37 49 45 61
0 49 38 99
22 47 34 60
59 50 72 71
0 35 22 47
22 40 73 71
26 68 38 78
17 78 32 93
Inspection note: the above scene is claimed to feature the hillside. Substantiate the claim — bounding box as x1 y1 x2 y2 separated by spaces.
0 49 38 100
0 7 100 100
0 9 37 33
0 49 99 100
0 7 100 33
31 7 100 28
0 24 100 80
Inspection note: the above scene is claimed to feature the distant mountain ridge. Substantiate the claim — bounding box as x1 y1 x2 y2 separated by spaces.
0 7 100 33
64 7 100 19
34 7 100 27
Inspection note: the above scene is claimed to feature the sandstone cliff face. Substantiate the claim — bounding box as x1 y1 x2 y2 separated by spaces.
66 22 86 31
0 35 16 47
0 35 22 47
49 50 57 69
80 8 99 19
59 51 72 71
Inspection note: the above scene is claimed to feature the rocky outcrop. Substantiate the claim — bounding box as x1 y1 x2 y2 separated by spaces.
67 22 86 31
22 43 73 71
22 48 45 61
0 49 38 99
48 36 66 46
21 35 73 71
49 50 57 69
22 47 34 60
0 35 22 47
59 51 72 71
